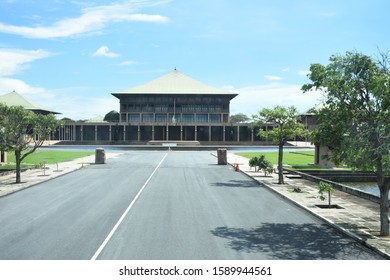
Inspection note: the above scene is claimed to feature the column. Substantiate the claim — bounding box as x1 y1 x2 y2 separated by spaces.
80 125 84 141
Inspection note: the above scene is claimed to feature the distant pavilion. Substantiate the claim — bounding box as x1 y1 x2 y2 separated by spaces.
0 91 60 115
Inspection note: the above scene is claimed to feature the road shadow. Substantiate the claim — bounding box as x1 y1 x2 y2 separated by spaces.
211 223 381 259
211 179 261 188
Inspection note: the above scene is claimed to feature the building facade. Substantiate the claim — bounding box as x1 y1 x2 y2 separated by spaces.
58 70 267 144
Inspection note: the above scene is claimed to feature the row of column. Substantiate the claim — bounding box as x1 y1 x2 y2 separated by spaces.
58 123 259 143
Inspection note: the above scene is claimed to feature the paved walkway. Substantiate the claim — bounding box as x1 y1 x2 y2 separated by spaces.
0 153 121 197
227 152 390 259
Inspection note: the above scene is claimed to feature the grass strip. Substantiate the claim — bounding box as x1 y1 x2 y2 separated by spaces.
1 150 94 170
236 150 315 169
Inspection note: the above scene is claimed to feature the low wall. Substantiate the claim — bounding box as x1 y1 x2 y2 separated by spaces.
297 170 376 182
284 168 389 204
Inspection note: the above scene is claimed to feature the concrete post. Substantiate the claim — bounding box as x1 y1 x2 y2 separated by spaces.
217 148 227 165
95 148 106 164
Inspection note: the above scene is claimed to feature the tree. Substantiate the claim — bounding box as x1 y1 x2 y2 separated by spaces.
302 51 390 236
252 106 306 184
229 113 250 124
104 110 120 122
0 104 60 183
318 181 334 207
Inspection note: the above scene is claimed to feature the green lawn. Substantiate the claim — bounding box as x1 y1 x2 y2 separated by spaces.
236 150 315 169
1 150 94 170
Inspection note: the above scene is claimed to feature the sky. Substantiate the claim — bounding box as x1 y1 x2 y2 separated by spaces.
0 0 389 120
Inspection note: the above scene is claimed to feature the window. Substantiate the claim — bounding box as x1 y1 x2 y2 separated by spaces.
155 105 168 112
182 114 194 123
142 114 154 123
210 114 221 123
168 114 181 123
196 114 208 123
155 114 167 123
121 103 128 111
128 114 140 123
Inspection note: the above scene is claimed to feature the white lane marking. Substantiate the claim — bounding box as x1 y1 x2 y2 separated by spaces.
91 153 168 260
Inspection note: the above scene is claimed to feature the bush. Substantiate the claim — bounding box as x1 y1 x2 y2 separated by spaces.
249 156 260 171
249 154 274 176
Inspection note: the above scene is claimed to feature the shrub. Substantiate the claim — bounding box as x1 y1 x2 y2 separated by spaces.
249 154 274 176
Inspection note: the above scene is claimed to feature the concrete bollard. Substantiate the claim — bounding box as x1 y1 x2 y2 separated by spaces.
95 148 106 164
217 148 227 165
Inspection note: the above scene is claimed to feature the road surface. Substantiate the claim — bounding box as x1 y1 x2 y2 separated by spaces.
0 151 384 259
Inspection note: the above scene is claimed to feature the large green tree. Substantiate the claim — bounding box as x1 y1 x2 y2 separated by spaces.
229 113 250 124
252 106 306 184
103 110 120 122
0 104 60 183
302 51 390 236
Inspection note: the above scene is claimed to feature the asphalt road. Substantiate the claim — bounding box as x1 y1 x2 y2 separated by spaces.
0 151 385 260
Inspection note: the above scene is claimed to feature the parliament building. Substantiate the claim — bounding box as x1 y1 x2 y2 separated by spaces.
58 70 265 144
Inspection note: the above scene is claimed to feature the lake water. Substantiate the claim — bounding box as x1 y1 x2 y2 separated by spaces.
343 182 390 199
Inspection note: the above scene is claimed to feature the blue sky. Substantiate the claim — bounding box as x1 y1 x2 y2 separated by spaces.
0 0 389 120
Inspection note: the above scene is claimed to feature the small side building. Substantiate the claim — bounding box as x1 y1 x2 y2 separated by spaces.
0 91 60 115
298 110 338 168
0 91 60 164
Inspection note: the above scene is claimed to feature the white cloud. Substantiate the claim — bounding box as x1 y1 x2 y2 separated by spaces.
0 77 47 95
298 70 311 77
120 60 137 65
0 2 169 39
264 75 283 81
93 46 120 58
116 13 170 23
0 48 51 76
230 83 324 116
45 88 119 120
0 79 119 120
57 98 119 120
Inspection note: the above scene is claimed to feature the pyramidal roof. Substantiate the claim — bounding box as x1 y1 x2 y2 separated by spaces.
0 91 60 114
113 69 237 97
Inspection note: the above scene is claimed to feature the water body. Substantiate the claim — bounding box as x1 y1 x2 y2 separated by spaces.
342 182 390 199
